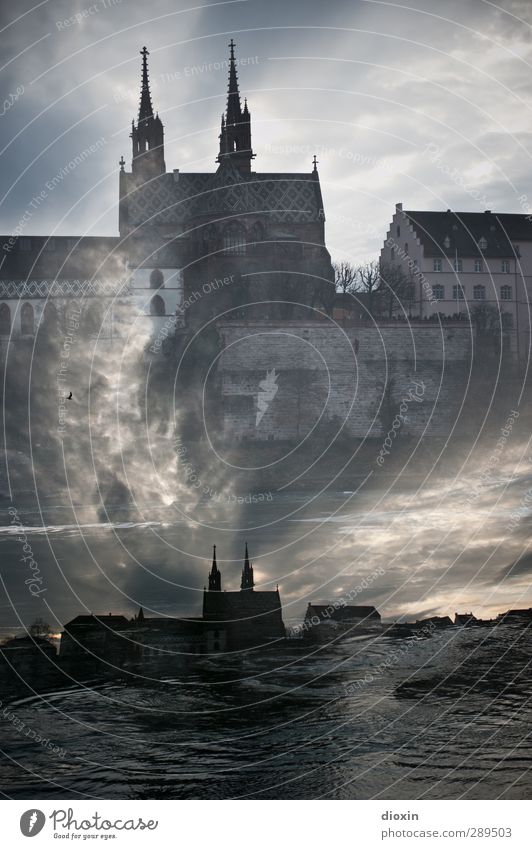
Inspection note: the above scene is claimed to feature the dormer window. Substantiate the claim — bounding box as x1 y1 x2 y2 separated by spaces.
478 236 488 250
443 235 451 249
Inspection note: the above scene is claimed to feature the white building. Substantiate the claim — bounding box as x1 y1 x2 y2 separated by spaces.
380 204 532 363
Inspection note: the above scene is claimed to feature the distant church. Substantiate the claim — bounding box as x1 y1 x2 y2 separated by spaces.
0 40 334 348
203 544 286 649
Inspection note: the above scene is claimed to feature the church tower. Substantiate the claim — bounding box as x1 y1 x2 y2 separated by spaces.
241 542 254 590
130 47 166 180
208 545 222 591
217 39 255 173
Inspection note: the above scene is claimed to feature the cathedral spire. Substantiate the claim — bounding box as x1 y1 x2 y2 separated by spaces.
217 39 255 173
241 542 254 590
226 38 241 126
208 545 222 591
138 46 154 122
130 46 166 180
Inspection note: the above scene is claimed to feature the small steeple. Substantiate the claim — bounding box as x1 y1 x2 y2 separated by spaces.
217 39 255 172
208 545 222 591
241 542 254 590
137 606 144 623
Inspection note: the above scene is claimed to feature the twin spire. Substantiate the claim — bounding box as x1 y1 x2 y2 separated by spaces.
217 38 255 172
130 46 165 178
129 40 254 178
208 543 255 591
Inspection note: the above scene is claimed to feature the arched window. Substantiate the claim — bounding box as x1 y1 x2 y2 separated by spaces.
473 284 486 300
250 222 264 247
149 268 164 289
0 303 10 335
478 236 488 250
223 222 246 255
150 294 165 316
20 302 34 334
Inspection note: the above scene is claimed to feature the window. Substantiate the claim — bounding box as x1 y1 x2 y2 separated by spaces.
251 221 264 247
150 294 165 316
390 247 395 260
0 303 11 334
19 237 31 251
501 260 510 273
404 242 409 255
433 258 442 272
453 258 463 272
443 235 451 249
500 285 512 300
473 284 486 300
20 302 34 334
432 284 444 300
478 237 487 250
149 268 164 289
223 222 246 255
453 285 465 300
474 259 483 272
396 225 400 237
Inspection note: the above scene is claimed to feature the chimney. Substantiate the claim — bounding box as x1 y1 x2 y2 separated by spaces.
396 202 403 212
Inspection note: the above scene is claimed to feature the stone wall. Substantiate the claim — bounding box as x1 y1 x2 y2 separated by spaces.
217 321 472 440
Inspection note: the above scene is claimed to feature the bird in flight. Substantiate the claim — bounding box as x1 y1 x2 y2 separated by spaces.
67 391 72 400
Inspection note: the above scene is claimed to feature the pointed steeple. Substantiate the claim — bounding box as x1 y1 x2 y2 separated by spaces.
208 545 222 591
226 38 242 125
217 39 255 173
138 46 154 121
241 542 254 591
130 46 166 180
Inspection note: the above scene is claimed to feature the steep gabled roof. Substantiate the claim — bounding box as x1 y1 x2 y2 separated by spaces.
64 615 130 629
403 210 532 258
305 604 381 622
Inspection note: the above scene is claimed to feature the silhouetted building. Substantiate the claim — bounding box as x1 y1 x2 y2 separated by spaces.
0 634 56 671
59 613 131 664
202 544 286 649
303 602 381 642
415 615 453 629
497 608 532 623
454 612 477 626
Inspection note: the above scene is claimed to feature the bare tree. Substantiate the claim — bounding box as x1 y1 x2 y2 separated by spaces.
333 261 358 294
29 618 52 639
356 261 381 317
470 304 508 355
378 261 415 318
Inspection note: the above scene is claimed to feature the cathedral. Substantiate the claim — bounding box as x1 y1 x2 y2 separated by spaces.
0 40 335 351
203 544 286 649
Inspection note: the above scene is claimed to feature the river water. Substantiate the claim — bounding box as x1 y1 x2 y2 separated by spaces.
1 624 530 799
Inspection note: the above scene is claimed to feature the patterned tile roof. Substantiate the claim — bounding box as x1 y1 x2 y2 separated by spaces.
124 166 325 228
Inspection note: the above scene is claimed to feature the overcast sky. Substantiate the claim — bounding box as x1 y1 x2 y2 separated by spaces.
3 0 532 264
